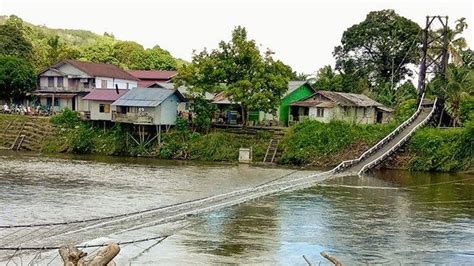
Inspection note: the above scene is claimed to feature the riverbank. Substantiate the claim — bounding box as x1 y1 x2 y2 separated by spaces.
0 112 472 172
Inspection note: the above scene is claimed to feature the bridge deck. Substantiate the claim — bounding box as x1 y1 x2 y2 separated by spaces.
344 106 433 175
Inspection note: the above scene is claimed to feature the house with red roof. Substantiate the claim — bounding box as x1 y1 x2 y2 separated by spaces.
127 70 178 88
37 60 138 112
82 89 129 121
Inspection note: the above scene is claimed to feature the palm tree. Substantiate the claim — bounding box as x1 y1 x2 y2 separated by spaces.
447 18 469 65
443 64 474 126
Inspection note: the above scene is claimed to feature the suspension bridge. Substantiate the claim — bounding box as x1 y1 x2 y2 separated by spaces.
0 95 438 264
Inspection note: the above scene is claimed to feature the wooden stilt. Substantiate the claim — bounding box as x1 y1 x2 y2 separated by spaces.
158 125 162 145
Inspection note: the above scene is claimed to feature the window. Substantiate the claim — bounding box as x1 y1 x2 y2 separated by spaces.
363 107 367 117
54 98 60 107
99 104 110 113
101 80 107 88
316 107 324 117
57 77 64 88
48 77 54 87
46 97 52 106
83 81 89 89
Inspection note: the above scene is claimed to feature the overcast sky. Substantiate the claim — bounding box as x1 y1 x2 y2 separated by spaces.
1 0 472 74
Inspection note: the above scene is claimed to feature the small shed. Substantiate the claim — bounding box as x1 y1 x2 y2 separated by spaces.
111 88 186 125
82 89 129 121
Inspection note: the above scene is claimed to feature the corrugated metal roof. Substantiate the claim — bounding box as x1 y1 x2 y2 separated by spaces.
112 88 177 107
285 81 309 97
55 60 138 81
318 91 383 107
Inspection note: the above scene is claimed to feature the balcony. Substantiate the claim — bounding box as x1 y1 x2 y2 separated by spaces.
38 86 92 93
112 111 154 124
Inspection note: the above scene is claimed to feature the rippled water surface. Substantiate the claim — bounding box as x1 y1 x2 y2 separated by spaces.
0 151 473 264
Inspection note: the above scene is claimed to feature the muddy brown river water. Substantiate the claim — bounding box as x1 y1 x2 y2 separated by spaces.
0 151 473 265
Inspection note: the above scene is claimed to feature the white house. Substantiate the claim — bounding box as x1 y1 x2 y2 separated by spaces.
111 88 186 125
82 89 129 121
36 60 138 111
289 91 393 124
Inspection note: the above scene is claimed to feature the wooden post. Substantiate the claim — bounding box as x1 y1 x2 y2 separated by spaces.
158 125 161 145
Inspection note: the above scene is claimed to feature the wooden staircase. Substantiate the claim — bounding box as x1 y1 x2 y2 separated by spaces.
263 139 280 163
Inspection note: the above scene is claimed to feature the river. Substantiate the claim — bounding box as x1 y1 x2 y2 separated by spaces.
0 151 472 265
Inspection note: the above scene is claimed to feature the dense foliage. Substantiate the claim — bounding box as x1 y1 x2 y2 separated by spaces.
176 26 293 125
50 108 81 128
0 15 182 72
0 56 36 100
334 9 421 89
409 125 473 172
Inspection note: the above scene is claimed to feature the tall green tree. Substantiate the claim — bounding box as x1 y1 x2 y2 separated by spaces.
334 9 421 89
0 56 36 101
443 64 473 126
176 26 293 125
0 21 33 60
447 18 469 65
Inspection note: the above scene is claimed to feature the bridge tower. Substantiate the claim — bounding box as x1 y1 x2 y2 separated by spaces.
416 16 450 125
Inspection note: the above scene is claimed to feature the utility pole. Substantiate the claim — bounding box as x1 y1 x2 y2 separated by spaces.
416 16 449 125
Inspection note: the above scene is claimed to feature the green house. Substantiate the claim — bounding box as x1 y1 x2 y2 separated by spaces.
279 81 316 126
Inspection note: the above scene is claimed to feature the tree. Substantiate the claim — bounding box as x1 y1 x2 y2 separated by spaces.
446 18 469 65
0 56 36 101
81 38 119 65
334 10 421 89
129 46 178 70
176 26 293 125
313 65 367 93
0 21 33 60
113 41 144 69
190 96 217 132
443 64 473 126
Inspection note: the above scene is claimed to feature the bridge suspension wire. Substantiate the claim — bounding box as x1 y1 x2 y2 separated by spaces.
0 235 169 251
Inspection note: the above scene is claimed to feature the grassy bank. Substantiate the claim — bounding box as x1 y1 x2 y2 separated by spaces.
279 120 396 167
41 110 271 162
2 110 471 172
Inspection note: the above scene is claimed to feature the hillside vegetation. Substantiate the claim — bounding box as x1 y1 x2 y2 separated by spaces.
0 15 185 72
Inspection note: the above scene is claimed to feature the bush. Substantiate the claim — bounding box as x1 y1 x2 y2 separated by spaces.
280 120 394 165
394 99 417 122
408 126 473 172
50 108 81 128
68 124 96 154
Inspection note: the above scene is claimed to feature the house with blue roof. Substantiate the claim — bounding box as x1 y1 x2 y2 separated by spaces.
111 87 186 125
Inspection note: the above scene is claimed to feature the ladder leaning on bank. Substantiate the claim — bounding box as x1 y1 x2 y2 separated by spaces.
263 139 279 163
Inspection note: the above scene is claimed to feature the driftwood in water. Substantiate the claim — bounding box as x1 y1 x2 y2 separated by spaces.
59 242 120 266
320 251 342 266
59 245 87 266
